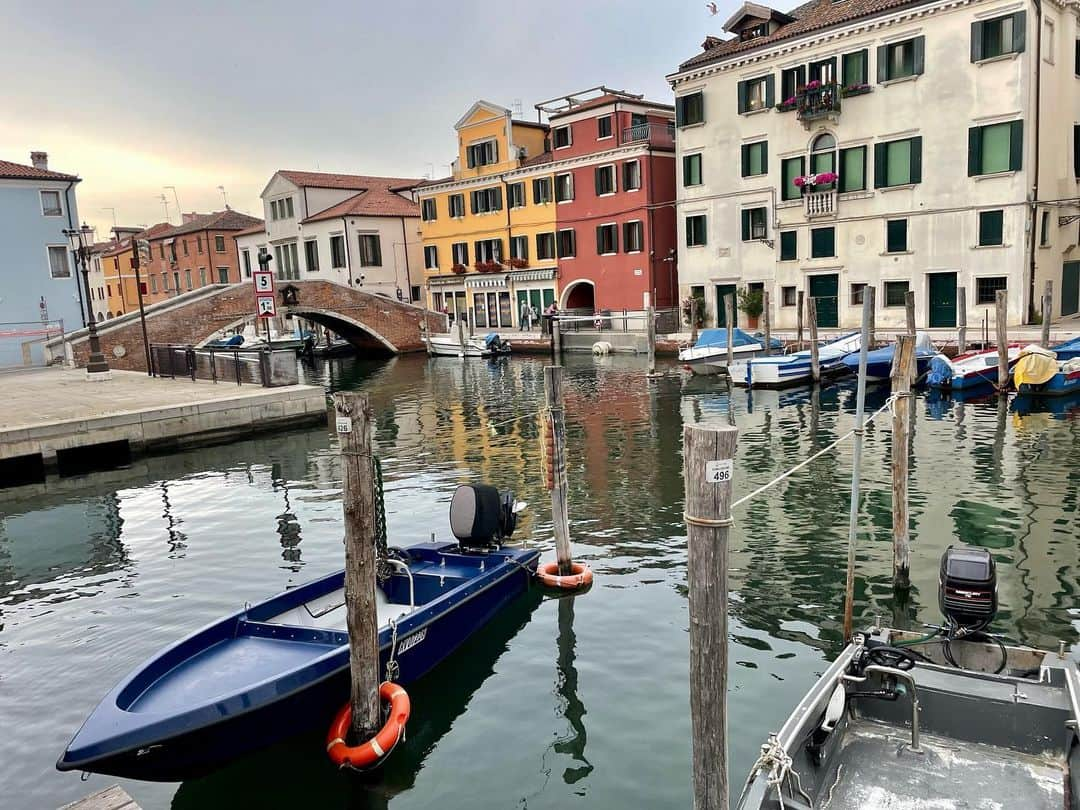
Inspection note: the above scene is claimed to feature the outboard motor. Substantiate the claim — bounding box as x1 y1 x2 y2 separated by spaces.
449 484 518 550
939 545 997 631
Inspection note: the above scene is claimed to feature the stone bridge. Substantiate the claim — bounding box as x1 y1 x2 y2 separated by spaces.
55 280 445 372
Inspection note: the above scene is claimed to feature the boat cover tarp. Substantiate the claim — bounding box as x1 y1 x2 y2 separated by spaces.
1052 337 1080 361
694 328 763 349
842 332 936 370
1015 345 1058 386
927 355 955 387
484 333 501 348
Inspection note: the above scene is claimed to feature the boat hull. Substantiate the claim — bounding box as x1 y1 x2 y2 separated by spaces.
426 337 509 358
680 345 766 375
1018 369 1080 396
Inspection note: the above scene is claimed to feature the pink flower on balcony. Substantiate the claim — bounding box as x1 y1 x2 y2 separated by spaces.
806 79 821 90
783 96 796 106
815 172 838 184
793 176 807 188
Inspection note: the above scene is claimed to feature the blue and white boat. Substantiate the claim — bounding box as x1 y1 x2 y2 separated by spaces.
678 328 777 375
1012 344 1080 396
927 344 1023 391
730 332 862 388
840 332 937 383
1050 336 1080 361
57 485 538 782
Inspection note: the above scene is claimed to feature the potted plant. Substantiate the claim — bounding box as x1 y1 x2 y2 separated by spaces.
775 94 798 113
794 172 839 195
507 257 529 269
451 263 467 275
840 82 871 98
737 287 764 329
682 294 706 328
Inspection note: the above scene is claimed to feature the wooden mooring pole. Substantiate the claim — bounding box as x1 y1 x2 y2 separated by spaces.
1041 281 1053 347
904 290 916 337
891 335 915 591
957 287 967 355
684 423 737 810
842 294 872 641
690 297 699 344
544 365 572 575
333 391 381 739
724 294 735 370
807 296 820 383
647 302 656 375
762 290 771 357
552 317 562 359
456 313 466 356
995 289 1009 390
796 290 805 352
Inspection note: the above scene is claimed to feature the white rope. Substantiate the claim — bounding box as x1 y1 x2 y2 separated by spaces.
750 733 814 809
731 395 897 510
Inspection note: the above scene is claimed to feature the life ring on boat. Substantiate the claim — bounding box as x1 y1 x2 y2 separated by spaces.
536 560 593 590
325 681 410 770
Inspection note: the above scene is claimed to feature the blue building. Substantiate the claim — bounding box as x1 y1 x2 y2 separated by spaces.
0 152 84 365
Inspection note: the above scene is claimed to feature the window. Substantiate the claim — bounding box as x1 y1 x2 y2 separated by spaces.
424 245 438 269
474 239 501 263
169 242 176 261
676 91 704 126
886 219 908 253
1076 38 1080 75
884 280 909 307
737 76 773 113
47 245 70 278
358 234 382 266
557 229 576 258
782 286 797 307
878 37 924 81
967 121 1023 175
448 193 465 217
536 232 556 260
976 276 1008 305
594 165 616 195
470 187 503 214
330 235 346 268
466 140 498 167
808 57 836 85
242 249 252 277
842 50 868 87
597 115 612 139
151 274 158 293
199 267 207 286
874 137 922 187
839 146 867 192
40 190 62 216
421 198 437 221
216 235 227 252
624 221 643 252
553 126 572 149
781 66 805 103
1040 210 1050 246
185 269 193 289
686 214 707 247
741 208 767 241
596 224 618 255
781 156 805 201
285 198 294 218
780 230 797 261
510 235 528 260
172 271 180 291
623 160 641 191
452 242 469 265
159 243 164 259
532 178 552 204
740 142 767 177
555 173 574 202
508 182 526 209
851 282 866 305
183 239 189 256
197 236 203 253
411 285 421 302
685 153 704 186
810 226 835 257
810 133 836 175
304 239 320 272
217 267 229 284
270 200 279 220
980 210 1002 246
972 12 1025 61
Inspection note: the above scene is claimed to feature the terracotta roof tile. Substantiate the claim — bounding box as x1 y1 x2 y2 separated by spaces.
520 151 554 168
303 187 418 223
277 170 422 191
233 223 267 237
0 158 79 182
152 210 264 240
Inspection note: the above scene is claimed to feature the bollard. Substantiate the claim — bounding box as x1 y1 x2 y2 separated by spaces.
333 392 381 740
544 366 572 574
891 335 915 591
808 296 820 383
995 290 1009 389
684 423 737 810
958 287 967 354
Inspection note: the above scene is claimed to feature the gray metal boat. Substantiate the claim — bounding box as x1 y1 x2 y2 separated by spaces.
738 547 1080 809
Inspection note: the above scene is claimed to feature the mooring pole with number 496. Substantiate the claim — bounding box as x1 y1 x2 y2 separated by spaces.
684 423 737 810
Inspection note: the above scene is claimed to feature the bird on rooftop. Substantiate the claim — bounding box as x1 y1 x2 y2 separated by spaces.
706 2 719 14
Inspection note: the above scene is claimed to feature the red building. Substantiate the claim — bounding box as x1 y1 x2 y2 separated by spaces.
539 88 677 312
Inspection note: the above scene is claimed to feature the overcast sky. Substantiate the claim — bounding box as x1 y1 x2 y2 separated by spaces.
1 0 732 240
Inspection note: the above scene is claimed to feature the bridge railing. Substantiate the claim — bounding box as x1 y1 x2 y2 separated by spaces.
150 344 299 387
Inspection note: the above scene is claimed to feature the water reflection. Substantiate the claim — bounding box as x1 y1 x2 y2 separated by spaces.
552 594 592 786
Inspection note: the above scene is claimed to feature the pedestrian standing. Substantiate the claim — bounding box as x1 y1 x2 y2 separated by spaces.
520 298 531 332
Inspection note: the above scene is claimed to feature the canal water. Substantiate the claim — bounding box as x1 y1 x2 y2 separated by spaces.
2 354 1078 809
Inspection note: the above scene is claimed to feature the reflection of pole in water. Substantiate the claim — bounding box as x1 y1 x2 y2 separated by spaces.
553 595 592 784
271 462 303 566
161 481 187 555
990 395 1008 485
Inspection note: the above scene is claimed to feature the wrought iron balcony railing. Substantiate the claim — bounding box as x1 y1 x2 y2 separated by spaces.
797 83 841 123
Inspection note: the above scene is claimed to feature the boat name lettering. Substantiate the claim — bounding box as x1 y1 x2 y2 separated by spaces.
398 628 426 653
705 459 733 484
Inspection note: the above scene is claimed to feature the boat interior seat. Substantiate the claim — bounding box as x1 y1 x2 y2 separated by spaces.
266 585 411 631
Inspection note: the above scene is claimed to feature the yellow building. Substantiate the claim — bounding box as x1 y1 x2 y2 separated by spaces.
101 238 143 320
416 100 557 330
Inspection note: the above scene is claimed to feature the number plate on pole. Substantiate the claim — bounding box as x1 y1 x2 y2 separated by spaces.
705 459 733 484
336 416 352 434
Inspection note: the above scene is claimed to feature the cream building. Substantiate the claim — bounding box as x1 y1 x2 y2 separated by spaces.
669 0 1080 331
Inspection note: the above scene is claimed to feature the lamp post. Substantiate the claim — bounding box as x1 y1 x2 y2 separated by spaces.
64 223 111 377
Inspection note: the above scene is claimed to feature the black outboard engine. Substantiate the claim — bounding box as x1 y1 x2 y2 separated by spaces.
449 484 518 550
939 545 997 630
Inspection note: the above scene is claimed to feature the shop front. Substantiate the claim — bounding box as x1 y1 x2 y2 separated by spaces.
428 268 557 331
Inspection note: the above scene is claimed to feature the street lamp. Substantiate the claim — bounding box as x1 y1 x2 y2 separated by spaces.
64 223 111 377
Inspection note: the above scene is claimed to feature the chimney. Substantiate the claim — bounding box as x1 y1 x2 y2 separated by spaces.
30 151 48 171
182 212 198 223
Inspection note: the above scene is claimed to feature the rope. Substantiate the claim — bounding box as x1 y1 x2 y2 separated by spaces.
749 733 814 809
373 456 388 561
385 618 400 682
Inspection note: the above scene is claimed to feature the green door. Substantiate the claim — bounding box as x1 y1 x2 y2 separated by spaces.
1063 262 1080 317
715 284 738 328
928 272 957 328
516 290 529 327
809 274 838 328
542 288 555 308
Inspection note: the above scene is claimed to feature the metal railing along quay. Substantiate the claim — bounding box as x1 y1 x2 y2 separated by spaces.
557 308 680 334
150 344 300 387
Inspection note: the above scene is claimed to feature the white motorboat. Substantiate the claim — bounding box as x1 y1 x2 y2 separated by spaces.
729 331 862 387
426 332 512 358
678 328 772 375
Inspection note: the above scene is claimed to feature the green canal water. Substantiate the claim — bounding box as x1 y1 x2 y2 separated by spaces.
2 354 1079 809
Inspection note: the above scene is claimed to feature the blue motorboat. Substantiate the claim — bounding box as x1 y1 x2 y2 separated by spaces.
57 485 539 782
678 328 780 375
730 332 862 388
205 334 245 349
1051 336 1080 361
1013 344 1080 397
840 332 937 382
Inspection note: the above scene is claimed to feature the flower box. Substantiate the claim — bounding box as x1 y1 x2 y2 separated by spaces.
506 257 529 269
474 261 504 274
840 84 871 98
450 264 467 275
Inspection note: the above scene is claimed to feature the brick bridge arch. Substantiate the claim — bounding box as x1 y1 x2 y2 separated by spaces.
55 280 445 372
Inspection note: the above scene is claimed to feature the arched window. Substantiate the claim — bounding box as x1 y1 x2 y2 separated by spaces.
810 133 836 175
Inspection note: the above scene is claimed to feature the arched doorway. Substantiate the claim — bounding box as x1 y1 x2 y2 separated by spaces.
561 280 595 312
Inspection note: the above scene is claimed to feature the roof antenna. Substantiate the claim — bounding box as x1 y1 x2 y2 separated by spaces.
217 185 230 209
513 98 523 118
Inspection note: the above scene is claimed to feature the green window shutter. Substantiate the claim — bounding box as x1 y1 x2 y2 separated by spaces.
971 21 983 62
676 97 685 126
594 167 603 196
740 146 749 177
765 74 775 107
780 231 797 261
857 49 868 83
596 226 604 255
474 241 482 262
737 80 748 114
913 36 925 75
909 137 923 184
873 143 886 188
968 127 982 176
760 142 768 175
741 210 751 241
1012 11 1025 54
492 187 502 209
1074 125 1080 178
1009 120 1023 171
877 45 888 82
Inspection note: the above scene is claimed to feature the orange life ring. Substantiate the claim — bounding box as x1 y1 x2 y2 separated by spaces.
536 560 593 590
326 681 411 770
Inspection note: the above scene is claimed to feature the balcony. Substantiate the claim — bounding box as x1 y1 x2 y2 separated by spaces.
622 122 676 148
796 83 840 126
803 189 837 219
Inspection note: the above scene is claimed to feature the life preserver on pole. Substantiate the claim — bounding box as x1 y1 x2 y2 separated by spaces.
326 681 410 770
536 560 593 590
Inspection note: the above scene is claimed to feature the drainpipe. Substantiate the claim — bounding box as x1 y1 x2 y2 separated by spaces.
1026 0 1043 324
64 180 86 327
400 216 412 300
343 216 354 286
647 151 657 307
